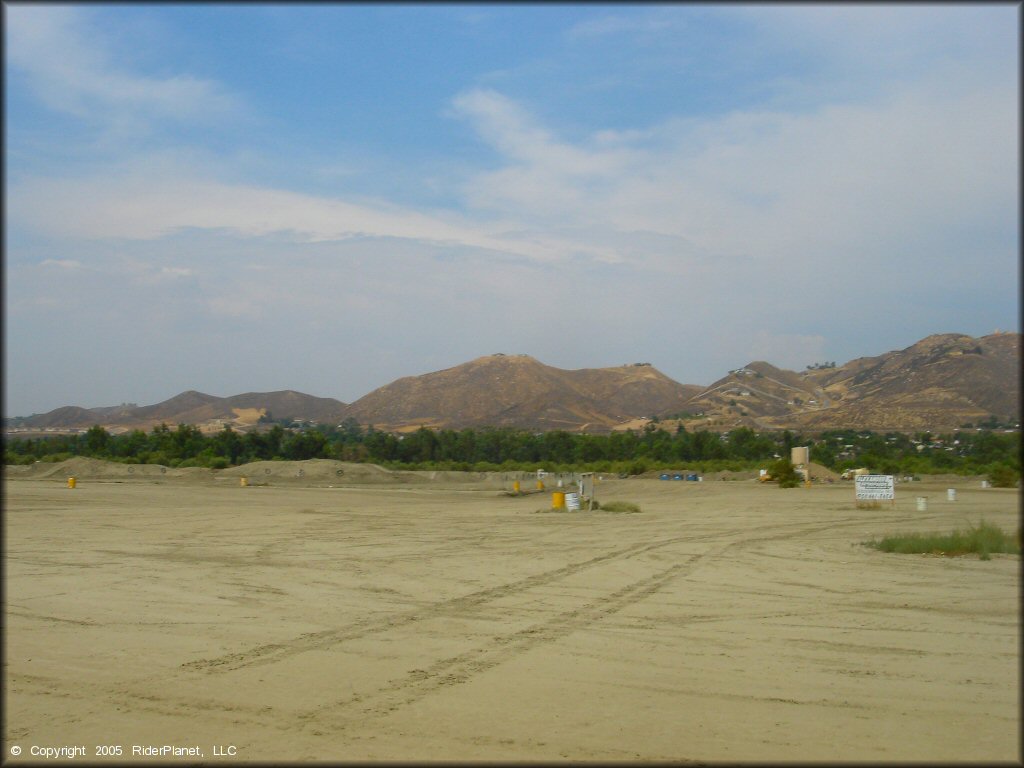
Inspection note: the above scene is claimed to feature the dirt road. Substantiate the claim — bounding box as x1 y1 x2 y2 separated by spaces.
3 471 1019 762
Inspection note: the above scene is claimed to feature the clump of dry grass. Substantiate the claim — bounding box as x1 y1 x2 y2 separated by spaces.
596 500 642 513
863 521 1020 560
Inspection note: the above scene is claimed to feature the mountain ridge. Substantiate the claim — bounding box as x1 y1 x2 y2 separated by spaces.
7 332 1019 434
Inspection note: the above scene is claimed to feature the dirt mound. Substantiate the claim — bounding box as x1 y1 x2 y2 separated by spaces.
220 459 405 484
6 457 214 483
807 461 840 481
219 460 517 488
4 457 515 488
33 457 136 479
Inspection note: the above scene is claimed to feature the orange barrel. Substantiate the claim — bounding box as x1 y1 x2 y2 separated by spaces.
536 479 545 490
240 477 249 487
67 476 76 489
551 491 566 509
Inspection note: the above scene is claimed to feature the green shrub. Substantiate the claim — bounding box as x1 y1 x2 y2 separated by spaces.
988 464 1020 488
864 521 1019 559
769 457 802 488
39 452 74 463
599 500 642 513
143 451 171 466
4 452 35 465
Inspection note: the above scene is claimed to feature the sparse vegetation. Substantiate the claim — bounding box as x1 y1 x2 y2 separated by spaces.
5 423 1019 478
597 500 642 513
769 457 803 488
988 464 1019 488
863 521 1020 560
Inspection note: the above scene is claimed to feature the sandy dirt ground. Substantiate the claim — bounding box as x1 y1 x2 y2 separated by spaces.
3 463 1020 763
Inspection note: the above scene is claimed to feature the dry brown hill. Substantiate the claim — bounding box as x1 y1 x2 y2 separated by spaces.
342 354 700 432
12 390 348 433
7 333 1018 434
791 332 1020 432
224 391 348 424
682 332 1020 432
681 361 826 430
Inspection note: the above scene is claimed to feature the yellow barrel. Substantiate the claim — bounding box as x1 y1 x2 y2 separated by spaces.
67 476 76 489
536 479 545 490
240 477 248 487
552 491 566 509
512 480 520 493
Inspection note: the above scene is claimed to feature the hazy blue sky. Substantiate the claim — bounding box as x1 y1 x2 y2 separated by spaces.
4 3 1019 416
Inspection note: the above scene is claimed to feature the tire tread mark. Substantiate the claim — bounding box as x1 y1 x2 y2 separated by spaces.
299 552 712 727
181 515 896 674
181 539 664 673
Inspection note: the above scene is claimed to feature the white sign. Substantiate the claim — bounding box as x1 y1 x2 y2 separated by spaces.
579 473 594 498
855 474 894 500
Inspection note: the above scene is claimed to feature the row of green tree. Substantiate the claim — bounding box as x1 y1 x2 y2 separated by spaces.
4 421 1020 482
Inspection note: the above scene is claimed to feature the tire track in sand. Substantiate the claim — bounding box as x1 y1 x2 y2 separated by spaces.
180 536 688 674
295 549 717 729
180 514 895 676
13 515 896 737
292 514 899 728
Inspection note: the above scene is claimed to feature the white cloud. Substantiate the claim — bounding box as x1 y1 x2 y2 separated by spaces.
9 154 630 267
39 259 83 270
450 88 643 226
738 5 1017 77
10 70 1015 353
450 79 1016 280
5 5 241 132
568 15 669 40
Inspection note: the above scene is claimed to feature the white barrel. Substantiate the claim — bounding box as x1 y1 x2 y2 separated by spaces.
916 497 927 511
565 492 580 511
947 488 956 502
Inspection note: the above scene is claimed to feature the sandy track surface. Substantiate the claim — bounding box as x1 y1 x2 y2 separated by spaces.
3 472 1019 762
